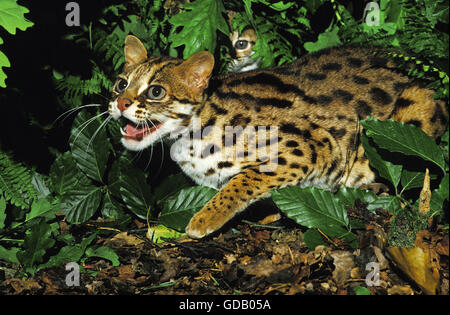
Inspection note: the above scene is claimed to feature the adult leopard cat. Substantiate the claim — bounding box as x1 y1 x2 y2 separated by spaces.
109 35 448 239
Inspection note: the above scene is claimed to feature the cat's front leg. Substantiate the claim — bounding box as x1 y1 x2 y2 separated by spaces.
185 166 297 239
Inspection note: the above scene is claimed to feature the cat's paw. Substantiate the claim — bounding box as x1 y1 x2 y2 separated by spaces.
185 212 218 239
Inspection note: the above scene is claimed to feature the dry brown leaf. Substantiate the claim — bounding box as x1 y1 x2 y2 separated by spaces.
5 278 42 294
105 232 144 247
387 245 440 295
388 285 414 295
330 250 355 286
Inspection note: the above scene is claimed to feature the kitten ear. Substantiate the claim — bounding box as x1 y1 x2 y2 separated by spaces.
124 35 148 70
176 51 215 97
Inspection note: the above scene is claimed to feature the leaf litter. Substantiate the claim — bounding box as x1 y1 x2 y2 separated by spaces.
0 192 448 295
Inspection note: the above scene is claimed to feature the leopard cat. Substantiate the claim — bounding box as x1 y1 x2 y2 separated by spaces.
227 26 260 73
227 11 260 73
109 35 448 239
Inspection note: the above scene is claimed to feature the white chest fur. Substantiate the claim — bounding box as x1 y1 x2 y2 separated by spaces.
170 135 239 190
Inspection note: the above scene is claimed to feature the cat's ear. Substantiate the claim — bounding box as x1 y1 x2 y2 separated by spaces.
176 51 215 97
124 35 147 70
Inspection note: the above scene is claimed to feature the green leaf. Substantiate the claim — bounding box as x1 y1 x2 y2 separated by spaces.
400 170 427 191
84 246 119 266
169 0 229 58
159 186 217 232
335 187 377 207
361 132 402 189
0 193 5 229
25 198 55 222
147 224 185 243
271 186 357 247
361 117 446 172
366 195 401 214
16 218 55 274
59 176 103 223
0 42 10 88
101 192 125 219
118 154 153 220
70 111 111 183
354 286 371 295
0 245 19 264
0 0 33 35
50 152 83 195
38 245 84 271
430 173 449 213
304 27 341 53
30 172 51 199
303 228 327 251
154 173 190 206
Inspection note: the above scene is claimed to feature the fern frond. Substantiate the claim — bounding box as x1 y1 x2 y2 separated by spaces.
0 150 38 209
54 63 113 107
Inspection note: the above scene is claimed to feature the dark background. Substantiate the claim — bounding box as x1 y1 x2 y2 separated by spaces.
0 0 121 172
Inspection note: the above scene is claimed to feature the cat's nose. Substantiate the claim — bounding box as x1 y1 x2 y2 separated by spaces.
117 98 132 112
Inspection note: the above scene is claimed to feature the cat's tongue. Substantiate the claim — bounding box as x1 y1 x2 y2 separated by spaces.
123 122 162 141
125 124 147 141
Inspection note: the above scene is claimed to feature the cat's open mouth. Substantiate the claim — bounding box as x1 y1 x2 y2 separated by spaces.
120 119 163 141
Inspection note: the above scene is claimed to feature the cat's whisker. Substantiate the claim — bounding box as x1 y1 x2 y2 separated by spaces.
87 113 111 149
143 120 154 172
52 103 102 126
145 118 165 176
70 111 109 147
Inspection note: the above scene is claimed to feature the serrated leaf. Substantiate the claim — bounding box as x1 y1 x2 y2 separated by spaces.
169 0 228 58
271 186 356 247
70 111 111 183
0 45 10 88
16 218 55 274
361 117 446 172
361 132 402 188
159 186 217 232
304 27 341 53
59 176 103 223
0 0 33 35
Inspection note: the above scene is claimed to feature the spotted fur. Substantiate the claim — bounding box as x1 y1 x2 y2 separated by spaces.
109 36 448 239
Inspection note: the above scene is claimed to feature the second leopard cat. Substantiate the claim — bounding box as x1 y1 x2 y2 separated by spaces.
109 35 448 239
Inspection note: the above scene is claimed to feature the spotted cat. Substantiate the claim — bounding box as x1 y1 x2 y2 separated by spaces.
109 35 448 239
228 26 260 73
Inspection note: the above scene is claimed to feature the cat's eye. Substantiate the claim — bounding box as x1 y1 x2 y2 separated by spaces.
115 79 128 93
235 40 248 50
147 85 166 100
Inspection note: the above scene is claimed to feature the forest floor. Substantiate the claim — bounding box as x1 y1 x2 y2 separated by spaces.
0 202 448 296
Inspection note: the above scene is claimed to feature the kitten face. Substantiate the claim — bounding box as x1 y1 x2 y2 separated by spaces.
108 36 214 151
